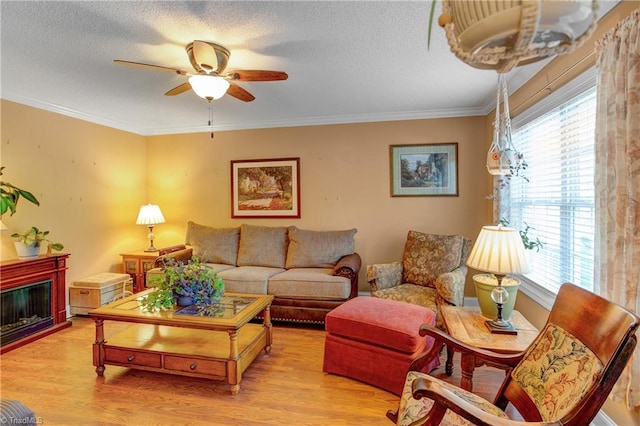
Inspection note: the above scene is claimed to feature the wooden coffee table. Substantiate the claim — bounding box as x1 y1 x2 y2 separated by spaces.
440 305 538 392
89 290 274 394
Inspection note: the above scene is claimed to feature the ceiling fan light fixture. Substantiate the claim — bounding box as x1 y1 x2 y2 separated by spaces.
188 75 230 100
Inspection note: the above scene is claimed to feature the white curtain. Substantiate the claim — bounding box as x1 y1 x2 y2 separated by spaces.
594 8 640 410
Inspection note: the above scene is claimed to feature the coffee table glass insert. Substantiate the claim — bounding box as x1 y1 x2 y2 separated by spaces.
89 289 274 394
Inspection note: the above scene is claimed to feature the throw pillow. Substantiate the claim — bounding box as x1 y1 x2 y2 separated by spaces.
402 231 463 288
184 221 240 265
237 224 289 268
285 227 357 268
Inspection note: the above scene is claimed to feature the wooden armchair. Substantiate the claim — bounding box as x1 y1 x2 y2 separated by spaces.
387 282 640 425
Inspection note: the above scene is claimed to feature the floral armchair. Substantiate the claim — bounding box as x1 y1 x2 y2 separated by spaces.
367 231 472 330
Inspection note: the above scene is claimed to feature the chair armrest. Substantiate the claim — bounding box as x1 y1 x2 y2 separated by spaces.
334 253 361 299
418 324 524 368
366 261 403 291
435 265 468 306
409 375 561 426
153 247 194 268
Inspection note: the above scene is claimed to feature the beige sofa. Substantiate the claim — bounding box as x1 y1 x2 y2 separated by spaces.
151 222 361 324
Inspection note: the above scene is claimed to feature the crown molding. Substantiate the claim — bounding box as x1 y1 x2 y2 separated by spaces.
2 92 486 136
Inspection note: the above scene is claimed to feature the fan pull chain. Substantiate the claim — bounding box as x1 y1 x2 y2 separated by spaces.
208 101 214 139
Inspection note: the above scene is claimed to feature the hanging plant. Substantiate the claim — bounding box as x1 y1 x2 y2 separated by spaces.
486 153 529 201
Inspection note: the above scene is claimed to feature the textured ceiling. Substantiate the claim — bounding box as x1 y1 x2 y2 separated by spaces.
0 1 617 136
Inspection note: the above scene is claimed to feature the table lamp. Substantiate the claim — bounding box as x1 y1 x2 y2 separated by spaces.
136 204 165 252
466 225 530 334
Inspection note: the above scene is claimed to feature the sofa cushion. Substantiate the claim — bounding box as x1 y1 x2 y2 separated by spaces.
325 297 436 354
218 266 284 294
237 224 289 268
268 268 352 300
285 227 357 269
402 231 463 288
185 221 240 265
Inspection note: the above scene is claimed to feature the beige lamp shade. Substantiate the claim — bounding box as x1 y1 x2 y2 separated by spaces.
136 204 165 226
467 225 530 275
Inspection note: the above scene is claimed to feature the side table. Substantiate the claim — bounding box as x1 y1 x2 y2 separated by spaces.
120 250 160 292
440 305 538 392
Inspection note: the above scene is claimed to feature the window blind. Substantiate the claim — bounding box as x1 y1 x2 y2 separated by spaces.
509 86 596 296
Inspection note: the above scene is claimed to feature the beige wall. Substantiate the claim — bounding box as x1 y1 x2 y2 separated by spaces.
145 118 490 293
0 100 148 284
1 100 490 298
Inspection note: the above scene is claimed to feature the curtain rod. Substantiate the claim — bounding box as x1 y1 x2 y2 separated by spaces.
510 50 597 118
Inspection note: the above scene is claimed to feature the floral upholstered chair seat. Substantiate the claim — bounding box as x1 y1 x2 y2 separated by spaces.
367 231 471 329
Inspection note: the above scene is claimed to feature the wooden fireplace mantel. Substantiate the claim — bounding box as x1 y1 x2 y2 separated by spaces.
0 254 72 354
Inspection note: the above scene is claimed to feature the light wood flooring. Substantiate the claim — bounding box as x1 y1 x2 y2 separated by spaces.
1 317 515 425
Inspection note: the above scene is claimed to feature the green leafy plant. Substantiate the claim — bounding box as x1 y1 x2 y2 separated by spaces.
0 166 40 216
499 218 544 252
142 257 225 315
11 226 64 252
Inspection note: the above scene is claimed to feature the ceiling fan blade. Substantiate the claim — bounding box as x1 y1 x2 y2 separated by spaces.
227 83 255 102
192 40 219 73
228 70 288 81
114 60 188 75
164 82 192 96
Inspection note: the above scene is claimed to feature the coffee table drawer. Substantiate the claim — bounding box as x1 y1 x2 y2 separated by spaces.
105 347 162 368
164 355 226 376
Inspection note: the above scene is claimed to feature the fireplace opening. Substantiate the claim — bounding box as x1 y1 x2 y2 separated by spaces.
1 279 53 347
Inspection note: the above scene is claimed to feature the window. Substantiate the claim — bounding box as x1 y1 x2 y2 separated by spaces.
507 71 597 309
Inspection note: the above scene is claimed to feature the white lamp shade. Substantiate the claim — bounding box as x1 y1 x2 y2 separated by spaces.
136 204 165 225
188 75 230 100
467 225 530 275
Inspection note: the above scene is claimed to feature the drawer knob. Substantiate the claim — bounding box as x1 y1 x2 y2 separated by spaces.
127 355 135 362
190 363 197 370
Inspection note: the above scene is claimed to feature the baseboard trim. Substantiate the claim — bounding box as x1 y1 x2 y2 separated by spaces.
464 297 479 307
592 411 616 426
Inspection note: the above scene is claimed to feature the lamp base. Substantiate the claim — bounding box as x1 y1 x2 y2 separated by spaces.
144 247 158 252
485 319 518 335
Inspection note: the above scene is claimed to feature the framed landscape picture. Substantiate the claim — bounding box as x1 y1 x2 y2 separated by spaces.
390 143 458 196
231 157 301 218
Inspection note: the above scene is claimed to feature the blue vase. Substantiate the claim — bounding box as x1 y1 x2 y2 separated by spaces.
177 296 194 307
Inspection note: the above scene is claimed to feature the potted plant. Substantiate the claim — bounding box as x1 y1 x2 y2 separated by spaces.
142 257 225 315
0 166 40 217
11 226 64 259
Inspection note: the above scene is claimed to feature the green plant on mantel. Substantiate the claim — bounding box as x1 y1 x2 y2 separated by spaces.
11 226 64 252
0 166 40 217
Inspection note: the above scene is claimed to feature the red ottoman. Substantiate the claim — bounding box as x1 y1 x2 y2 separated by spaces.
322 297 440 395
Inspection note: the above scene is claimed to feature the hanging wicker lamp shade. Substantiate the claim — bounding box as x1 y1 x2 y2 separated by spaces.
439 0 599 73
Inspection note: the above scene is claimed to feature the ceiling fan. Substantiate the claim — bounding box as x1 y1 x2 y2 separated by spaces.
114 40 288 102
